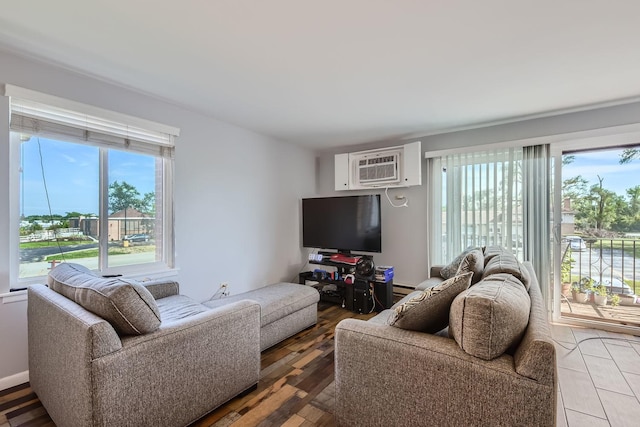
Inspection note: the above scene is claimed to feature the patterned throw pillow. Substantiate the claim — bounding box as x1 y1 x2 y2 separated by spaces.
387 272 472 333
456 249 484 285
439 247 478 279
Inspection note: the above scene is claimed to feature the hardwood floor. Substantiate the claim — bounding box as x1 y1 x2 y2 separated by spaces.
0 302 375 427
190 303 375 426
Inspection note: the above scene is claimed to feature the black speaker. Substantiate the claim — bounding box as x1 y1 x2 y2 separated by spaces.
352 280 373 313
373 280 393 311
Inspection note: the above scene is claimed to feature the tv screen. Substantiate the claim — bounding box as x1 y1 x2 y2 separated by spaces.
302 195 382 253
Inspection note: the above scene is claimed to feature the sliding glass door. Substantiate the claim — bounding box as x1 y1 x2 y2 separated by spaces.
553 145 640 329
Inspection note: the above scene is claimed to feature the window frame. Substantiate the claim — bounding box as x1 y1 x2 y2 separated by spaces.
3 86 179 291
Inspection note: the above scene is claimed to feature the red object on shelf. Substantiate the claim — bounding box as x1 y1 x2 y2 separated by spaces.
330 254 361 265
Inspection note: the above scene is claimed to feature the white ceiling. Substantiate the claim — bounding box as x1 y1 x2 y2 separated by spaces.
1 1 640 149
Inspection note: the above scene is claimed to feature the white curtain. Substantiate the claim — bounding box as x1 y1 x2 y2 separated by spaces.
429 144 551 305
523 144 551 304
432 148 523 264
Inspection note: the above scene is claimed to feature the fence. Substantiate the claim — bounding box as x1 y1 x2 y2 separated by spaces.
565 238 639 295
20 228 84 243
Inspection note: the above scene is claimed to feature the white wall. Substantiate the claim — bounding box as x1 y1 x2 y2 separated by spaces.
315 148 429 286
315 101 640 287
0 50 317 385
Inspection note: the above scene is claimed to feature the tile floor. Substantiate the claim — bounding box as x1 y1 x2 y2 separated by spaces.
553 324 640 427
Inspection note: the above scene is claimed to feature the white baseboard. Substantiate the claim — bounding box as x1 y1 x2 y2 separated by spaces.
0 370 29 391
392 281 415 289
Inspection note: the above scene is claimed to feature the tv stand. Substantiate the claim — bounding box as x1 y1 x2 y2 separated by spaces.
298 254 393 313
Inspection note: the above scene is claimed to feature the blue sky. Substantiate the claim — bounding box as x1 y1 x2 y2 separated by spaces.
21 137 156 217
562 147 640 197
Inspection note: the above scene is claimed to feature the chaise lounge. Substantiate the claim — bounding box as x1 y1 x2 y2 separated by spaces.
28 263 318 427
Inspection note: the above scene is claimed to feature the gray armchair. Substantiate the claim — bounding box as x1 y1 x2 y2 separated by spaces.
28 270 260 427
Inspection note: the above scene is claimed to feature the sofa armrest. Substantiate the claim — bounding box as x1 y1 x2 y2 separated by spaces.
90 300 261 427
514 262 557 384
141 278 179 299
430 265 443 278
28 284 123 427
335 319 555 427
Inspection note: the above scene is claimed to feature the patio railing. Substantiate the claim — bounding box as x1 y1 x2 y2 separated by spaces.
564 238 639 296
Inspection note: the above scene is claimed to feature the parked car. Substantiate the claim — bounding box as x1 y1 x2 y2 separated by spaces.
593 277 635 296
124 234 150 242
564 235 586 251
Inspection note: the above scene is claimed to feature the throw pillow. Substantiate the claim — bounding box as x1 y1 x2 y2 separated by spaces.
439 247 479 279
449 274 531 360
455 249 484 285
387 272 472 333
48 262 161 335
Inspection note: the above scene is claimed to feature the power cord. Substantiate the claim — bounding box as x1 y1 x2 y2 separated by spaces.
384 186 408 208
552 336 639 355
290 248 319 283
368 284 376 314
371 284 387 312
36 137 67 264
207 283 229 301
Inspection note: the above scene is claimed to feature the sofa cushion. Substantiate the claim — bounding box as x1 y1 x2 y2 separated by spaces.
482 252 531 290
203 282 319 327
415 276 444 291
387 272 472 333
455 248 484 285
48 263 161 335
155 295 210 323
449 273 530 360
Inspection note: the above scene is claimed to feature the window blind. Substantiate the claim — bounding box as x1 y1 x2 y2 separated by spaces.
433 147 524 262
5 85 179 158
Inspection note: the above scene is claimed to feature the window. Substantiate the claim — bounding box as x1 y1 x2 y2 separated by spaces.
7 86 179 283
430 148 524 263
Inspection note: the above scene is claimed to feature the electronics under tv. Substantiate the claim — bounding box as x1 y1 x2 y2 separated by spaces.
302 194 381 254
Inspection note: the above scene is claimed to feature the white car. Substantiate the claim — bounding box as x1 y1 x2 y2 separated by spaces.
565 236 586 251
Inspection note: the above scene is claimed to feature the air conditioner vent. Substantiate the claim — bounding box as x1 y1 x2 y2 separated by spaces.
357 154 399 184
334 141 422 191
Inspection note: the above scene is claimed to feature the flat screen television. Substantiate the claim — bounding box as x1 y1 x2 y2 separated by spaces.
302 195 381 253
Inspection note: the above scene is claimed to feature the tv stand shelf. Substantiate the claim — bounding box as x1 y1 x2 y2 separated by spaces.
298 267 393 314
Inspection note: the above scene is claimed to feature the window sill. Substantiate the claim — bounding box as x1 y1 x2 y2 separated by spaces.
0 290 27 304
0 268 179 305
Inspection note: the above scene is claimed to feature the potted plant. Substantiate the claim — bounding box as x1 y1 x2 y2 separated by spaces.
610 294 620 307
570 283 580 301
593 284 608 306
571 281 590 303
619 294 637 306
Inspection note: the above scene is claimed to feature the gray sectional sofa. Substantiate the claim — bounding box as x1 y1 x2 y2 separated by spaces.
334 247 557 427
28 263 318 427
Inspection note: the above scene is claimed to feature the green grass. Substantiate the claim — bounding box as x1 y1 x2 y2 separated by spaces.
586 238 640 258
20 240 92 249
44 245 154 261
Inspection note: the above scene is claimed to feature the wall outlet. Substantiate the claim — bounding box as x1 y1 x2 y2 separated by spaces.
220 282 229 297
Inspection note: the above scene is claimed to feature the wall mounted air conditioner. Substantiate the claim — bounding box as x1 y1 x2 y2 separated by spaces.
335 141 421 191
